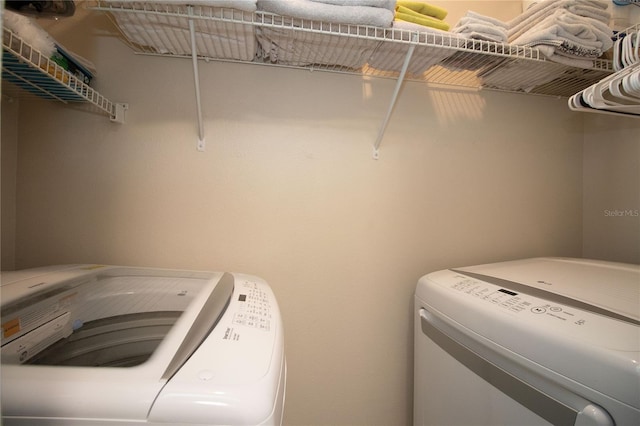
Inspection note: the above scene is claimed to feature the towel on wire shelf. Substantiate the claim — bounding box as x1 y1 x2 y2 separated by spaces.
308 0 396 10
493 0 613 68
510 8 613 68
507 0 610 42
256 0 395 27
108 6 258 61
451 11 508 43
102 0 259 13
256 22 381 68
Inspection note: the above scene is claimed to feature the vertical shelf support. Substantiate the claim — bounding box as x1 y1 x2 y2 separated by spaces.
188 6 206 151
373 33 418 160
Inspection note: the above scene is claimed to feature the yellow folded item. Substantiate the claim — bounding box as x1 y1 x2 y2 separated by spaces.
395 14 450 31
395 7 450 31
396 0 447 20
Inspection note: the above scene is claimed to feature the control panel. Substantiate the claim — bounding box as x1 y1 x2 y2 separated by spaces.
449 275 593 327
417 271 639 352
232 280 273 332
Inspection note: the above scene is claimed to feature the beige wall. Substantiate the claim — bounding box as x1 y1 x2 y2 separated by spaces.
6 30 584 426
1 98 19 270
583 115 640 264
0 1 637 425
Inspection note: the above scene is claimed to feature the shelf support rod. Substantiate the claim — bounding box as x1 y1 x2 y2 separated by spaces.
188 6 205 151
373 33 418 160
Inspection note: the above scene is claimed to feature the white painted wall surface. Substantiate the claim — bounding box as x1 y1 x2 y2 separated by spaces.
583 115 640 264
8 35 583 426
1 98 19 270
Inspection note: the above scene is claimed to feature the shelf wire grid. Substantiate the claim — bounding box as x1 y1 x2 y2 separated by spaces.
2 28 118 119
91 1 615 98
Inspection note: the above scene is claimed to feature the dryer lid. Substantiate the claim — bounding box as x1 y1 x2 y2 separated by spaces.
416 257 640 411
456 257 639 324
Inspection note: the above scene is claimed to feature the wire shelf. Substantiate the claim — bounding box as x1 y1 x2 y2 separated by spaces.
91 0 614 98
2 28 125 122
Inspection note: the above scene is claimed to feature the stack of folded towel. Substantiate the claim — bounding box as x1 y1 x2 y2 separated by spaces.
256 0 394 67
104 1 259 61
450 0 613 68
394 1 449 31
507 0 613 68
451 11 508 43
257 0 396 27
105 0 259 12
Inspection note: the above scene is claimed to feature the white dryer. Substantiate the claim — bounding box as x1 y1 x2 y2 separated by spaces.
1 264 286 425
414 257 639 426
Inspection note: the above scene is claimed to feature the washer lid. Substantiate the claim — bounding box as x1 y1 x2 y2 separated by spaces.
457 257 639 324
1 265 236 421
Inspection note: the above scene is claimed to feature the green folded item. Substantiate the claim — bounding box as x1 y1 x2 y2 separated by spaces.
395 7 450 31
396 0 448 20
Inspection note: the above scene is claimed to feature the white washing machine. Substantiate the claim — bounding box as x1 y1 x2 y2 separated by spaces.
1 264 286 425
414 257 639 426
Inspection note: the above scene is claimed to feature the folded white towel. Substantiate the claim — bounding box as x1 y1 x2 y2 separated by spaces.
533 39 603 59
308 0 396 11
461 11 509 29
508 0 609 23
510 9 613 68
452 22 508 43
508 0 610 41
530 44 598 68
256 22 380 67
200 0 258 12
257 0 395 27
511 9 613 53
451 11 508 43
111 7 257 60
451 23 507 43
105 1 258 13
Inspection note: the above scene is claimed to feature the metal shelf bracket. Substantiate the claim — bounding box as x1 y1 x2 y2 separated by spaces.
373 32 418 160
188 6 206 152
111 103 128 123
